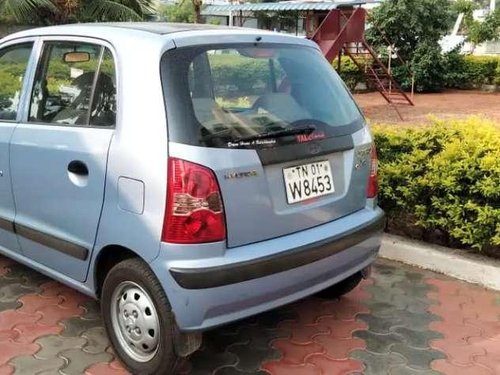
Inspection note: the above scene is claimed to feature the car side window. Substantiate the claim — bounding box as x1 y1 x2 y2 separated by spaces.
0 43 33 121
90 49 116 127
29 41 116 127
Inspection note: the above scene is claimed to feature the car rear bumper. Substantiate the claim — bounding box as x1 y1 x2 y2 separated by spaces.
170 214 383 289
150 207 384 331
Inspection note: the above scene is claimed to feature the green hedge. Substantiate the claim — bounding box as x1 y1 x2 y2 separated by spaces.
431 54 500 89
373 117 500 253
463 55 500 86
495 62 500 85
332 54 500 92
209 54 269 94
332 57 366 91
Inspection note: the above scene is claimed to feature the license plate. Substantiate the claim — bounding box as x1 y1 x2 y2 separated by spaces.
283 161 335 204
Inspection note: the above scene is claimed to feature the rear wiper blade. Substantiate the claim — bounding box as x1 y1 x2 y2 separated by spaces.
234 125 316 143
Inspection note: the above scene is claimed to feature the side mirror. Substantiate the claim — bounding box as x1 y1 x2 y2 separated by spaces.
63 52 90 63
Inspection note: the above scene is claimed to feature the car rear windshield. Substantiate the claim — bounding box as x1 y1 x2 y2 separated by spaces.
161 44 364 149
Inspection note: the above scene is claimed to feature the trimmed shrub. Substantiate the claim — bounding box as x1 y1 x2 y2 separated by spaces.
464 55 499 86
380 44 447 93
443 49 470 89
408 42 446 92
332 57 365 91
495 63 500 85
209 54 269 94
444 54 500 88
373 117 500 253
331 52 500 92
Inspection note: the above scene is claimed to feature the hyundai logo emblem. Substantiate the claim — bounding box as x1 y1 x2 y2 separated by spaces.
308 142 322 155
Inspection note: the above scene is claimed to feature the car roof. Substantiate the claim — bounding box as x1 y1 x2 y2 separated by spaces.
39 22 236 35
92 22 235 35
2 22 282 40
0 22 316 51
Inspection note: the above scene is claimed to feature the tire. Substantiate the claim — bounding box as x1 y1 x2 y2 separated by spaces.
316 272 363 299
101 258 179 375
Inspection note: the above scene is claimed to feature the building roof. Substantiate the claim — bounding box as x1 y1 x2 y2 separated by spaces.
202 0 376 14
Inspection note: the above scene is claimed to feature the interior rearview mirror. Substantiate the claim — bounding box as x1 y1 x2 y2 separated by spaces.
238 48 276 58
63 52 90 63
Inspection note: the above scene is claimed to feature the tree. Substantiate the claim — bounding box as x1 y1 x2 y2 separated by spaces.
469 9 500 44
0 0 155 25
191 0 202 24
454 0 500 48
366 0 454 62
78 0 156 22
160 0 201 24
160 1 193 23
0 0 56 23
366 0 454 92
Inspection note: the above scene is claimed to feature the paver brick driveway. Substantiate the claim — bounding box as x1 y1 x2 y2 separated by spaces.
0 256 497 374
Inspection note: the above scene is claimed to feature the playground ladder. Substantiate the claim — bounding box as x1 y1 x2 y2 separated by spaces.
311 7 414 107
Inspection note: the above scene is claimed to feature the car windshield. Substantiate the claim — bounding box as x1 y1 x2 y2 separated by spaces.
161 44 364 149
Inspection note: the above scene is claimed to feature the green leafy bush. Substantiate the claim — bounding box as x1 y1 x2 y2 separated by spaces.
209 54 269 94
464 55 499 86
408 42 447 92
330 52 500 92
443 49 470 89
495 61 500 86
373 117 500 253
444 54 500 88
379 46 448 93
332 57 365 91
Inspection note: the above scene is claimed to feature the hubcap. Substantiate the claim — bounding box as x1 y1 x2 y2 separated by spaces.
111 281 160 362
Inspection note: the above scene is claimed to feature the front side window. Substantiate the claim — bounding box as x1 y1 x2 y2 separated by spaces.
162 44 363 149
29 41 116 126
0 43 33 121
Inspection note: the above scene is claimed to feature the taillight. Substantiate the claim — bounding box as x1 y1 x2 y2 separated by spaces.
162 158 226 244
367 143 378 198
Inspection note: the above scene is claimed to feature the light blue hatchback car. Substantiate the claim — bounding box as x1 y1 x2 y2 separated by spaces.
0 23 384 373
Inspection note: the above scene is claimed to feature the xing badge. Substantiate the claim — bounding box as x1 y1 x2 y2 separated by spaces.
224 170 258 180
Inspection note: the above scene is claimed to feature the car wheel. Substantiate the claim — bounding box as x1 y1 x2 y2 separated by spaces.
316 272 363 299
101 258 179 374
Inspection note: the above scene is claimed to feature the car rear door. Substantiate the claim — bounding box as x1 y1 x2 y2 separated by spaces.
0 39 36 255
162 40 372 248
10 38 117 281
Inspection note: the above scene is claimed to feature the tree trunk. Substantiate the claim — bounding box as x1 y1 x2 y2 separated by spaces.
55 0 79 24
192 0 202 23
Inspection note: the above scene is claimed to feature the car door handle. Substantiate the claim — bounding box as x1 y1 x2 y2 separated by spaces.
68 160 89 176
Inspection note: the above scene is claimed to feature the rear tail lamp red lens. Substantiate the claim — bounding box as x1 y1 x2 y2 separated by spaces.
162 158 226 244
367 143 378 199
